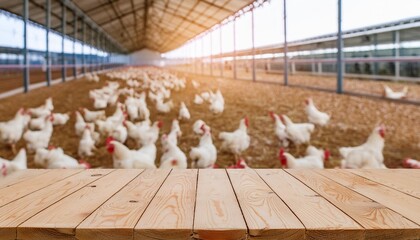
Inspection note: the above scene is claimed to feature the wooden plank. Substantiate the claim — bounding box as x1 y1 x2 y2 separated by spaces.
76 169 171 240
193 169 247 240
349 169 420 199
289 170 420 240
257 169 364 240
17 169 141 240
227 169 304 240
0 169 82 207
0 169 49 189
134 169 197 240
0 169 112 240
318 170 420 225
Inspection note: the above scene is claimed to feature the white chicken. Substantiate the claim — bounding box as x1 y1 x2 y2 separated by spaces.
170 119 182 137
193 119 208 135
81 108 106 122
190 124 217 168
34 147 90 169
279 146 329 169
106 137 156 169
159 134 187 169
156 98 173 113
339 125 386 169
269 112 289 147
192 80 200 89
218 117 250 158
78 127 96 157
0 108 31 152
23 115 54 153
403 158 420 169
124 120 162 147
194 94 204 105
304 98 330 126
383 85 408 100
209 90 224 114
75 111 94 137
281 115 314 145
28 97 54 117
178 102 191 120
111 124 128 143
29 116 49 130
52 112 70 126
0 149 27 177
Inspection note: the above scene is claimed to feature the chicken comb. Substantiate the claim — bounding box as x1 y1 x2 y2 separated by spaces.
157 121 164 128
106 136 114 145
244 117 249 128
268 111 276 121
324 149 330 161
171 159 178 166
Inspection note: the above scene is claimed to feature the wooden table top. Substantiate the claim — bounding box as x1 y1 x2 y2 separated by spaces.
0 169 419 240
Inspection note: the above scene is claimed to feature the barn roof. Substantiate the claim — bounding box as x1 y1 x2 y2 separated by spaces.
0 0 255 53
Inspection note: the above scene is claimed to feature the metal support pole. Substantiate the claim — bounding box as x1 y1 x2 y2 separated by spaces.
251 8 256 82
23 0 29 93
73 12 77 78
394 30 400 79
61 3 66 82
283 0 288 86
233 18 237 79
336 0 343 93
220 26 223 77
96 30 99 71
373 34 378 75
45 0 51 86
90 27 93 73
210 31 213 76
82 19 85 74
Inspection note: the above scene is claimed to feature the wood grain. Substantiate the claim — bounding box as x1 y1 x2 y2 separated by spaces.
134 169 197 240
349 169 420 199
257 169 364 240
17 169 140 240
76 169 171 240
193 169 247 240
0 169 81 207
0 169 112 240
0 169 49 190
319 170 420 225
228 169 304 240
289 170 420 240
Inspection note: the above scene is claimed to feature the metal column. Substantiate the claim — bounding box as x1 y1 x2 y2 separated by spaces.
336 0 344 94
233 18 237 79
251 8 256 82
23 0 29 93
283 0 288 86
394 30 400 79
90 27 93 73
61 3 66 82
96 30 99 71
73 12 77 78
373 34 378 76
45 0 51 86
82 19 85 74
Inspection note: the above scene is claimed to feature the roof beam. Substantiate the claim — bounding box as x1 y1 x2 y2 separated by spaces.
143 0 149 44
97 6 145 28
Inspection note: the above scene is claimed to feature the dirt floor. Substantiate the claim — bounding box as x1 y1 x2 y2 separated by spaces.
0 67 419 169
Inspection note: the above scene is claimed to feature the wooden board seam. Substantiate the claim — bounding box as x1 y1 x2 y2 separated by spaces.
253 169 308 236
12 170 115 237
348 171 420 200
224 169 250 238
0 170 50 190
1 170 83 209
131 169 173 236
283 170 368 232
